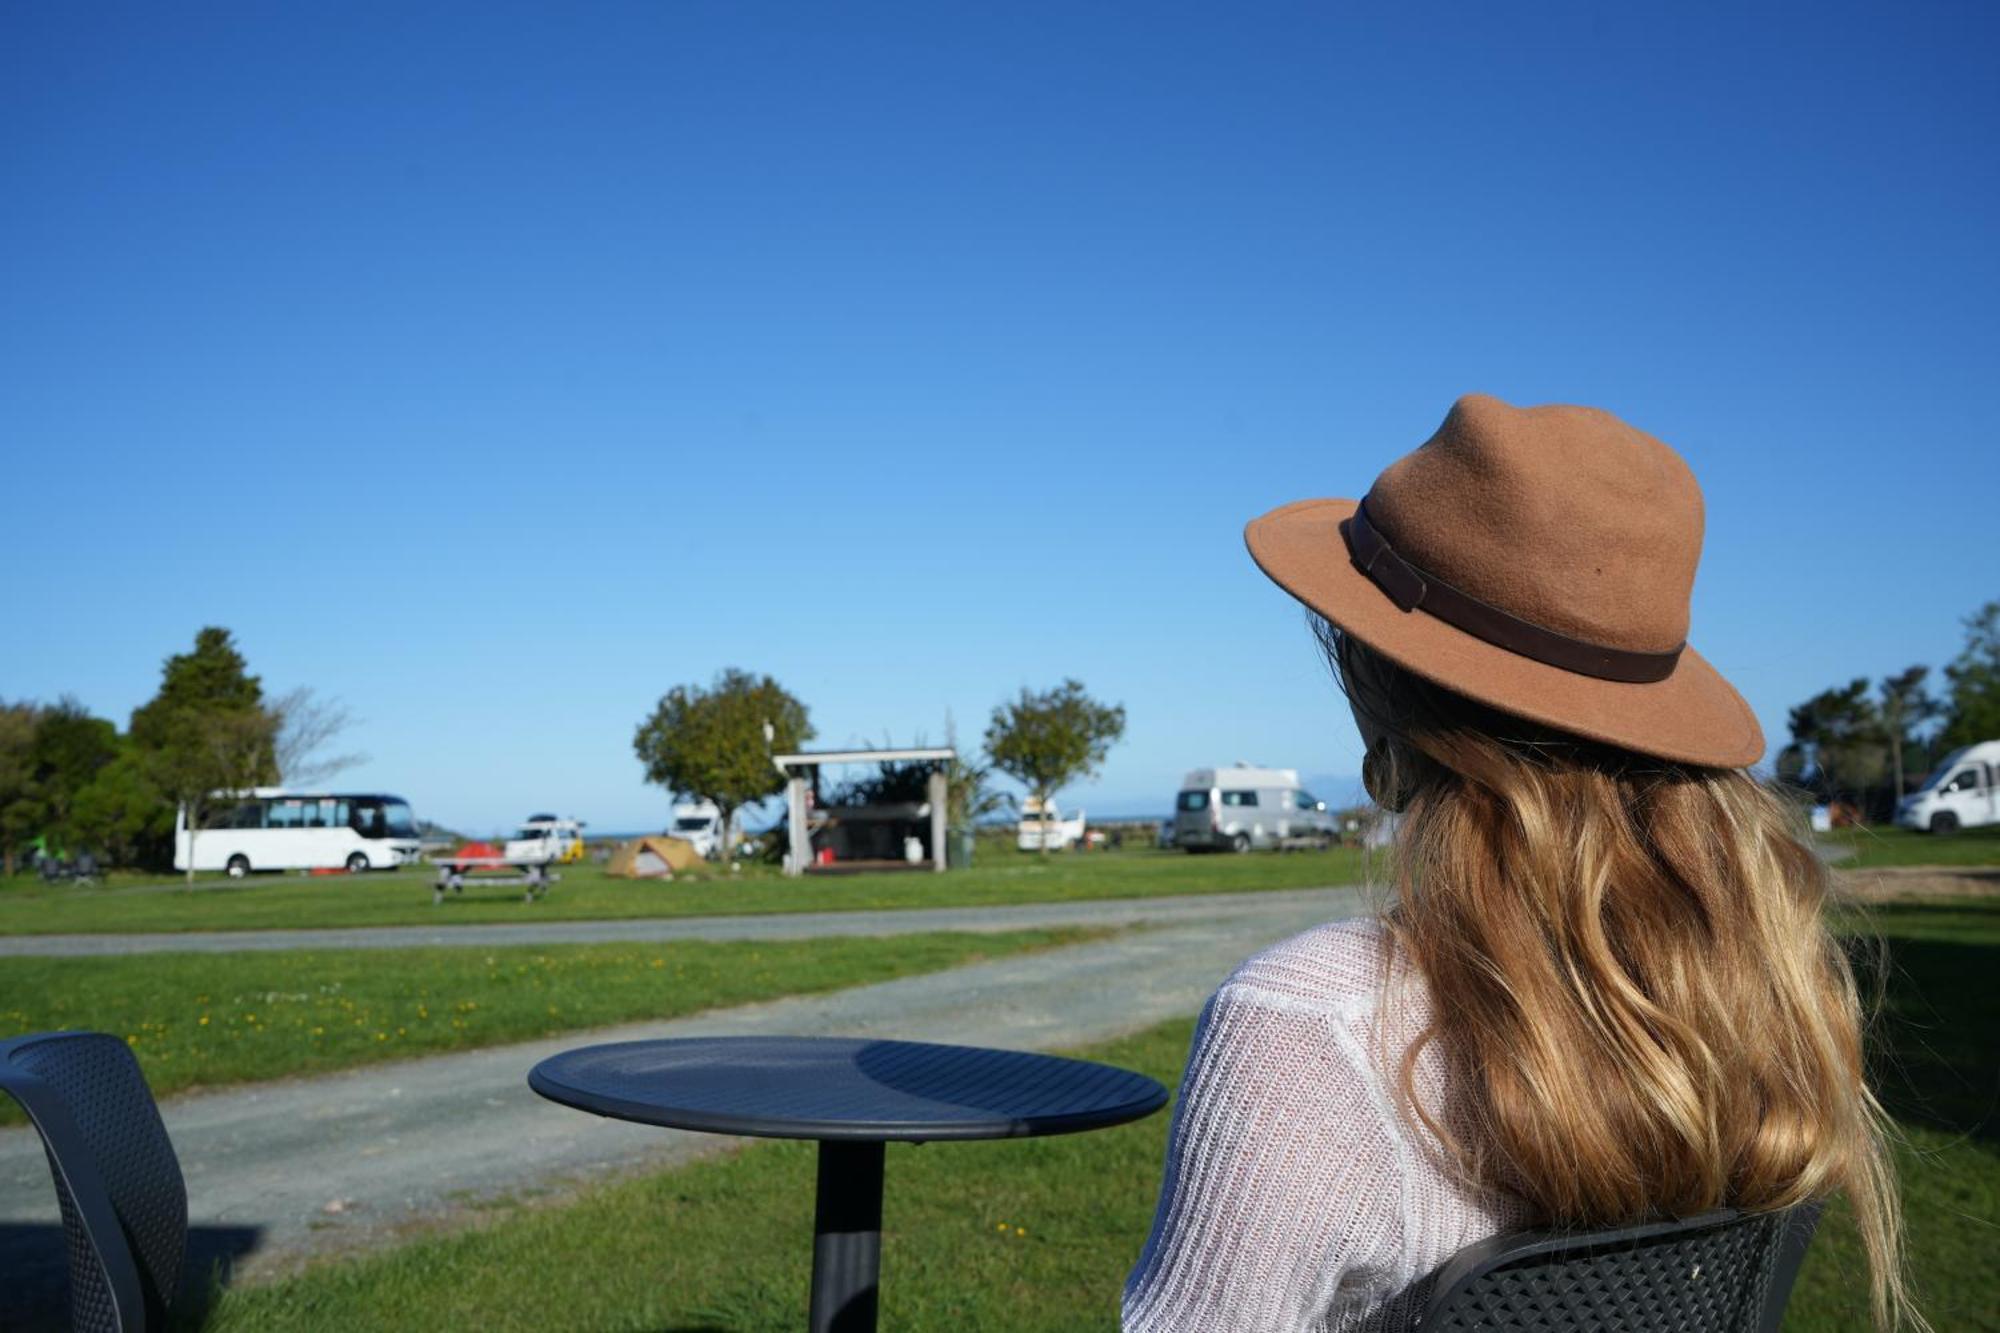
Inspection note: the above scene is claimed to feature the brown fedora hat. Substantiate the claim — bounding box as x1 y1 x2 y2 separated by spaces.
1245 394 1764 768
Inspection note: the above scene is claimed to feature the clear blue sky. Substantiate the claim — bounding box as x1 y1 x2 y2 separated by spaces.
4 3 1995 833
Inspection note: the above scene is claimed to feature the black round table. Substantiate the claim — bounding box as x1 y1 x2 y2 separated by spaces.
528 1035 1168 1333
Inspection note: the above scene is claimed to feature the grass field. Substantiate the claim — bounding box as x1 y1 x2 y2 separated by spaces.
0 846 1372 935
1821 822 2000 870
0 929 1096 1125
189 897 2000 1332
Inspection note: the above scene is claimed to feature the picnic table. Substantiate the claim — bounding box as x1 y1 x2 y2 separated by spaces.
528 1035 1168 1333
430 855 558 904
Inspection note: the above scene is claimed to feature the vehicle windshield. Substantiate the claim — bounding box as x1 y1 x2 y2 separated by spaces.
673 816 711 831
513 827 547 841
350 799 419 839
1916 749 1969 791
1177 790 1210 811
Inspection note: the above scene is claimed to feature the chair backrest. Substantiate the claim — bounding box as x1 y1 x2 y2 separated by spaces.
1415 1204 1821 1333
0 1031 187 1332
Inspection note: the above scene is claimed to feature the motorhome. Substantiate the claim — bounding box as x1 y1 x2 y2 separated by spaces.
1173 764 1335 852
1896 741 2000 833
670 799 724 858
1017 796 1086 852
174 789 423 876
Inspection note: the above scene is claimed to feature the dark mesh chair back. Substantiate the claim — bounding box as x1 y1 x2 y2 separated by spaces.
0 1031 188 1332
1417 1205 1819 1333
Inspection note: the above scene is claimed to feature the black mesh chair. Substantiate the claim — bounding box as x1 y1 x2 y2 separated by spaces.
1415 1204 1820 1332
0 1031 188 1332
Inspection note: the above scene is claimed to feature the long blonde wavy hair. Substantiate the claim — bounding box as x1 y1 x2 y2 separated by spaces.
1317 618 1919 1330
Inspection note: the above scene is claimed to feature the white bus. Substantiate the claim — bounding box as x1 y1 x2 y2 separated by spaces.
175 788 424 877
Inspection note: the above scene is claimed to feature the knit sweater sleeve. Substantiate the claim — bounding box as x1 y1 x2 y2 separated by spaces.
1121 978 1407 1332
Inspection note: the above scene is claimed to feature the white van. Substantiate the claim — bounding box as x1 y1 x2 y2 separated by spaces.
1174 764 1335 853
1896 741 2000 833
670 800 724 858
504 814 587 865
1017 797 1086 852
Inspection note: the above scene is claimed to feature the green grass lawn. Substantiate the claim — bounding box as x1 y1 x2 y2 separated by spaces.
188 897 2000 1332
1821 822 2000 870
0 846 1371 935
0 929 1096 1125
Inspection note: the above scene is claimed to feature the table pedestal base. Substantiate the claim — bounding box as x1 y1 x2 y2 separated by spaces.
810 1140 884 1333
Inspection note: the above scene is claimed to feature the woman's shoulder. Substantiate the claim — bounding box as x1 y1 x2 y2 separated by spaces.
1218 914 1402 1017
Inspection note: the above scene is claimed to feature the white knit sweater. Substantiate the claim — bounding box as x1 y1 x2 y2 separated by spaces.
1123 917 1531 1332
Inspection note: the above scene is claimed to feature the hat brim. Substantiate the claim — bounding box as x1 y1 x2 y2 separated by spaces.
1246 498 1765 769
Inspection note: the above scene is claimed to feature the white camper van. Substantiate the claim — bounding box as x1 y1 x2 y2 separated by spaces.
1174 764 1335 853
1017 797 1086 852
670 800 724 858
1895 741 2000 833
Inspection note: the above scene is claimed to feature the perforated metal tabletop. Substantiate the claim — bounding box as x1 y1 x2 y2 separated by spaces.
528 1035 1167 1141
528 1035 1167 1333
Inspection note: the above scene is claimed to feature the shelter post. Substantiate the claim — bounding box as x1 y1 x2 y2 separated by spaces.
926 768 947 873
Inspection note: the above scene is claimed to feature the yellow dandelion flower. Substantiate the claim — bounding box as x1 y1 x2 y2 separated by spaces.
198 1015 210 1027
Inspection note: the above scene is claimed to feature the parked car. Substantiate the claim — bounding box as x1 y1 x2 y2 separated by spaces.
1017 797 1086 852
1896 741 1999 833
1173 764 1336 852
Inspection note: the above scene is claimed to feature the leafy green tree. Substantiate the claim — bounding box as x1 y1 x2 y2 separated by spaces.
0 701 40 876
70 748 167 869
30 699 121 848
984 680 1126 853
633 669 813 861
1941 600 2000 749
130 628 279 884
1778 679 1885 802
1877 666 1941 800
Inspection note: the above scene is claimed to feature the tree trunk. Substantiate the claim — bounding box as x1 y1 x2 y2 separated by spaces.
1890 729 1905 805
721 805 734 865
185 817 197 889
1037 786 1051 856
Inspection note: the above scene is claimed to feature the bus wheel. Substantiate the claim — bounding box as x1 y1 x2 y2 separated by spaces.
1930 812 1960 835
346 853 371 874
226 855 250 879
1230 833 1251 854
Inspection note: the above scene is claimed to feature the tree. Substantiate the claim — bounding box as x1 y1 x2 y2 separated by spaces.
1777 679 1884 802
984 679 1126 853
271 687 366 788
29 699 121 849
70 748 166 869
1877 666 1941 800
1941 600 2000 749
129 628 279 885
0 701 40 876
633 669 812 862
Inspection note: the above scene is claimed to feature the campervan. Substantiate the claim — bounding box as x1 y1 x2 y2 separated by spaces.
670 800 725 858
1017 797 1086 852
1895 741 2000 833
504 814 587 865
1174 764 1336 852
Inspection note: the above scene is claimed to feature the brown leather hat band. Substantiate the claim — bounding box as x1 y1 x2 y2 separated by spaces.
1342 502 1684 684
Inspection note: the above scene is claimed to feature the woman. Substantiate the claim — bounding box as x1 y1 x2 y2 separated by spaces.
1123 396 1917 1332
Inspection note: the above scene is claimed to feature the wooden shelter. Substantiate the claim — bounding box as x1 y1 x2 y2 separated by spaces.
771 746 954 876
